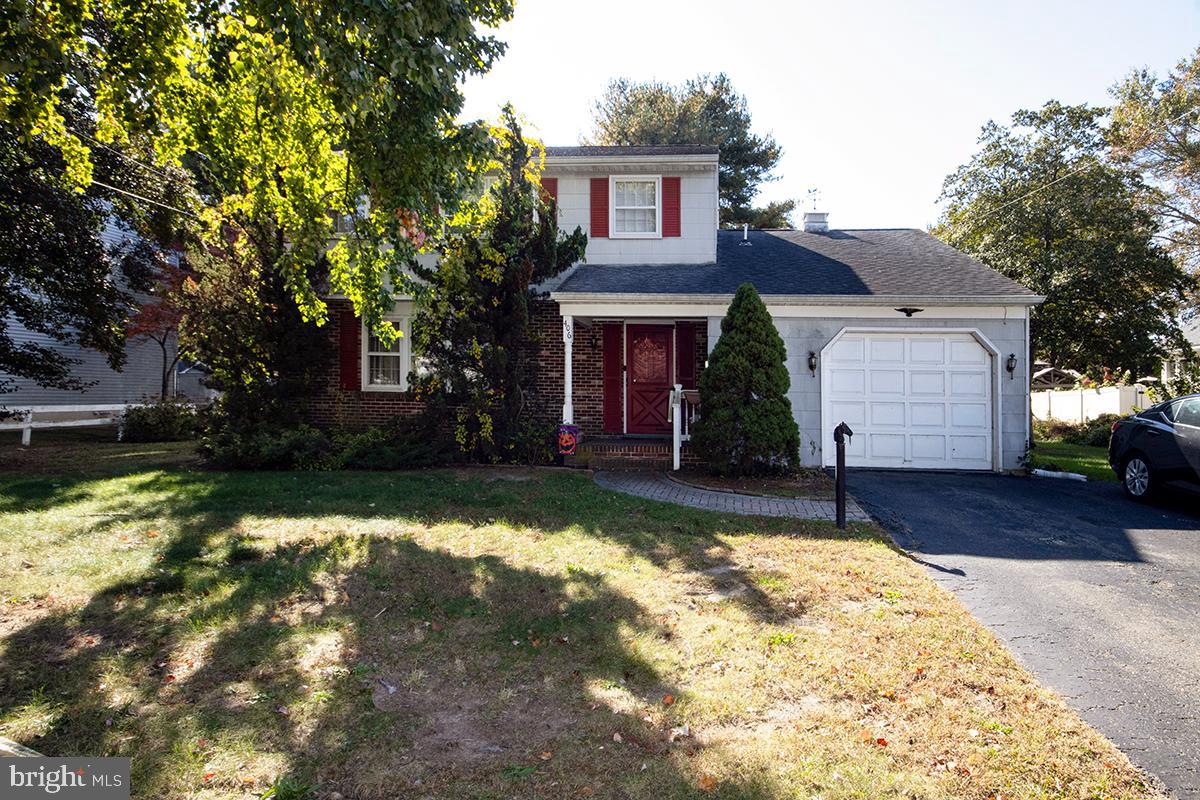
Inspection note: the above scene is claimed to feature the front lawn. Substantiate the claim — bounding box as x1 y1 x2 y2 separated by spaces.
0 446 1160 798
1030 440 1117 482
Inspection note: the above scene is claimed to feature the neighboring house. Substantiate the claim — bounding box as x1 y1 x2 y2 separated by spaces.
1161 317 1200 385
312 145 1043 472
0 223 206 413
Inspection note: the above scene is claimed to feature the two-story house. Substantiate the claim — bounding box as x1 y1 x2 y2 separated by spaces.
313 145 1043 472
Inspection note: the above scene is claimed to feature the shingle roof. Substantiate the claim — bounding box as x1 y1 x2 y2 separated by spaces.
545 145 720 158
554 228 1040 301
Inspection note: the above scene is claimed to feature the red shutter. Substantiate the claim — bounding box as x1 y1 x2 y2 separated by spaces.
590 177 609 238
602 323 623 433
676 322 697 389
540 177 558 203
662 176 681 237
338 307 360 391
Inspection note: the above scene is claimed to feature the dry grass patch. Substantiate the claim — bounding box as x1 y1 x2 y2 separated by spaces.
0 445 1164 799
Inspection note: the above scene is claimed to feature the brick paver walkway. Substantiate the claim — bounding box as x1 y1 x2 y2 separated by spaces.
594 471 870 522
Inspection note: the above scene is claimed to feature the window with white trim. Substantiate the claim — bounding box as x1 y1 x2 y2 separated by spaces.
611 176 661 237
362 317 412 391
331 195 370 237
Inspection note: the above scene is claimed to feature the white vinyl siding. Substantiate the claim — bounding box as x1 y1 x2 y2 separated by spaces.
543 164 718 265
0 221 199 406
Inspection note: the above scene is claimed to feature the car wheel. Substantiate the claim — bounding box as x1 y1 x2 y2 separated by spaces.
1122 454 1155 500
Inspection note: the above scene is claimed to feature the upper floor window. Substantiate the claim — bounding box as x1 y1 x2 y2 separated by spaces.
331 195 370 237
612 176 661 238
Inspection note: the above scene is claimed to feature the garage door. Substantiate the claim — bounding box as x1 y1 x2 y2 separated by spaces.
822 332 994 470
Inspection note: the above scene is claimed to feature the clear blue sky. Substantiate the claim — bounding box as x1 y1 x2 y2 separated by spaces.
460 0 1200 229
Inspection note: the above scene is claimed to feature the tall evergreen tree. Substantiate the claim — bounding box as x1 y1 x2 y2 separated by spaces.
412 107 587 463
589 74 790 226
692 284 799 475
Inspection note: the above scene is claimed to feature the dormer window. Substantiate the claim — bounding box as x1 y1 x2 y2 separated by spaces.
611 176 662 238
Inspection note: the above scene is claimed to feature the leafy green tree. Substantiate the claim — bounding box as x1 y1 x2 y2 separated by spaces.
412 107 587 463
589 74 790 226
1111 47 1200 310
178 224 329 430
741 200 797 229
0 94 178 400
691 283 799 475
1 0 513 331
935 101 1195 377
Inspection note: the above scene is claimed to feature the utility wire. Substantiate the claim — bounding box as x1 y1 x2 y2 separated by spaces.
91 179 199 219
67 125 178 183
948 106 1199 236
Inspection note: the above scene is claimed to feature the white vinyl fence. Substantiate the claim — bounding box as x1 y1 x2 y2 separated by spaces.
1031 385 1151 424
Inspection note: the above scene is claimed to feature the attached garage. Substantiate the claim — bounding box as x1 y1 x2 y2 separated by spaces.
552 226 1044 473
821 330 999 470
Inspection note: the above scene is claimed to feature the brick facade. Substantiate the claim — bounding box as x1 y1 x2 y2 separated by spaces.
308 298 706 440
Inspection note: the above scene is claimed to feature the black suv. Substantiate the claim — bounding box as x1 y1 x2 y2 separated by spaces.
1109 393 1200 500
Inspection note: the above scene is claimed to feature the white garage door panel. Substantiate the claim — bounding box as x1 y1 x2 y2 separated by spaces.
910 435 946 460
910 403 945 427
830 400 866 426
909 339 944 363
910 371 945 395
870 370 905 394
830 369 865 394
870 338 904 362
824 332 994 470
830 337 865 362
870 434 906 459
870 402 905 426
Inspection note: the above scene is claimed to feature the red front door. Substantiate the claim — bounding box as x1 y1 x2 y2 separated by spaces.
626 325 674 434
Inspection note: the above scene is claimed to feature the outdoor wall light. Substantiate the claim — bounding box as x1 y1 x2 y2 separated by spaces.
1005 353 1018 378
807 351 818 376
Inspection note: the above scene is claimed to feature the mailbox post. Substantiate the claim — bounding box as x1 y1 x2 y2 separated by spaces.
833 421 854 529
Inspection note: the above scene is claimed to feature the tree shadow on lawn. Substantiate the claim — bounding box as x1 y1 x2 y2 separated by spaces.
0 467 870 798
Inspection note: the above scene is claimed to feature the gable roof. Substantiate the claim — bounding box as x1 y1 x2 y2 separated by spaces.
553 228 1041 304
545 145 719 158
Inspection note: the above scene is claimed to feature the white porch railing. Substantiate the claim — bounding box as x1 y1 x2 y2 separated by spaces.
0 404 131 447
668 384 700 471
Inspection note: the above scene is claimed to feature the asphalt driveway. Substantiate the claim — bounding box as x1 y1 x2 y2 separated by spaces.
847 470 1200 799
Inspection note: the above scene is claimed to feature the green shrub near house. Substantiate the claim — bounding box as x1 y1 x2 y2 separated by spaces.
691 283 800 475
121 398 204 442
198 413 469 472
1033 413 1122 448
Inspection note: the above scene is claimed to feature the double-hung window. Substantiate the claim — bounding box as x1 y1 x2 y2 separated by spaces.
362 317 411 391
611 176 661 238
